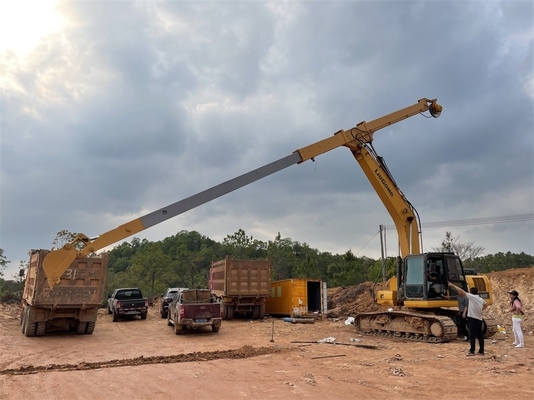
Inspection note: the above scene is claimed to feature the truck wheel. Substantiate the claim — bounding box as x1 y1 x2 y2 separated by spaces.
252 305 260 320
85 322 96 334
258 304 266 319
223 305 234 320
76 322 87 334
174 324 183 335
161 311 167 319
212 326 220 333
35 322 46 336
24 322 37 337
23 307 36 337
107 306 112 315
167 317 173 327
21 307 27 333
112 312 118 322
141 312 147 320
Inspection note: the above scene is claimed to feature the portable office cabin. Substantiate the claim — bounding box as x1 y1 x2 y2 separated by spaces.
265 279 327 318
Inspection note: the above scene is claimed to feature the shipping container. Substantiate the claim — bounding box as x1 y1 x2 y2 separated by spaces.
209 256 271 320
265 279 327 318
20 249 108 336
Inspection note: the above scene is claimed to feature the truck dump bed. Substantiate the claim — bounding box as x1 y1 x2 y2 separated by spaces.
20 249 109 336
23 249 108 307
209 257 271 320
209 256 271 297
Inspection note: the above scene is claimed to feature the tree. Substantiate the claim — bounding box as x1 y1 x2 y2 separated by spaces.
0 248 9 278
432 231 485 261
222 229 267 259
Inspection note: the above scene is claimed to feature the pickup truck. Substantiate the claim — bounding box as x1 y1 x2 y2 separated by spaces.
160 287 188 318
166 289 222 335
107 288 149 322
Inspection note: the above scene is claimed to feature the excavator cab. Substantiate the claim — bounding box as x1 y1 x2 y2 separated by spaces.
401 252 468 304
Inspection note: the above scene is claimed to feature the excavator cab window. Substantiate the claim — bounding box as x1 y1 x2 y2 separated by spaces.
404 256 424 299
444 255 468 292
426 259 446 298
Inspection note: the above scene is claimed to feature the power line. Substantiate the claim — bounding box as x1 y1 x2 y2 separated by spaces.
384 213 534 231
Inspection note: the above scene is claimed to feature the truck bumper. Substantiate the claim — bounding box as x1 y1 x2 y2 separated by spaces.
181 318 222 328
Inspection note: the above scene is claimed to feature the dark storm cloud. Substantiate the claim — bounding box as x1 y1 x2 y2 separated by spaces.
1 1 532 278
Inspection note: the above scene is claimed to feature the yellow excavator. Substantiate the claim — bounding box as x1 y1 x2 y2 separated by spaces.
40 98 496 342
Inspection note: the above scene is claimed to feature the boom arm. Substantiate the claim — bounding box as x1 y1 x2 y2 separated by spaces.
42 98 442 287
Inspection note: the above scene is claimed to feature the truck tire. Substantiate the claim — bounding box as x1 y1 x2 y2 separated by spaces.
212 325 220 333
252 305 260 320
85 322 96 334
35 322 46 336
23 307 36 337
107 306 112 315
21 308 27 333
174 324 183 335
112 312 118 322
140 312 147 320
223 305 234 320
167 317 173 327
76 322 87 334
258 304 266 319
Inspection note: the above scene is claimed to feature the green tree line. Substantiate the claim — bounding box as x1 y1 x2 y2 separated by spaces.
1 230 533 301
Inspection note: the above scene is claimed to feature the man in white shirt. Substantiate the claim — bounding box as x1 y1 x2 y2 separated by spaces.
448 282 487 356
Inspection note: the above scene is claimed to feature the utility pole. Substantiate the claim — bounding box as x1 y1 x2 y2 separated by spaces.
379 225 387 282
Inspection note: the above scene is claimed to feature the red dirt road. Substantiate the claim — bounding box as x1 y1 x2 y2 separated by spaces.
1 303 532 400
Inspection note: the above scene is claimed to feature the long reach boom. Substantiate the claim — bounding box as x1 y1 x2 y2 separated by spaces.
43 98 442 287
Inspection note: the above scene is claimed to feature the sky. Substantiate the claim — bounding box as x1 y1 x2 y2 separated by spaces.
1 0 533 279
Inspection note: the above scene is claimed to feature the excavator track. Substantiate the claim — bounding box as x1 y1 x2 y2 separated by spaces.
354 310 458 343
482 316 498 338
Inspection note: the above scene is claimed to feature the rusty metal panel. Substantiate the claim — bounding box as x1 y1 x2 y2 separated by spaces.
209 256 271 297
23 249 108 308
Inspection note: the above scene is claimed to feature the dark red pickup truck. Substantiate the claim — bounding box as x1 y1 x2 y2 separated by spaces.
166 289 222 335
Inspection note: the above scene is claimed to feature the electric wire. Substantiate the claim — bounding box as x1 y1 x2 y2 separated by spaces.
384 213 534 231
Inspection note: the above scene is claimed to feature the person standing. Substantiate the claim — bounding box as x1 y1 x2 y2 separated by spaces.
458 295 469 341
508 290 524 348
441 292 469 340
448 282 487 355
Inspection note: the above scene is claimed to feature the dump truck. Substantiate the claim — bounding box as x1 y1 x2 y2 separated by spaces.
20 249 108 336
209 256 271 320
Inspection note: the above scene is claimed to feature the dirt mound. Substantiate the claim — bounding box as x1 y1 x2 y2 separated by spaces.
327 267 533 331
485 267 533 330
327 281 387 317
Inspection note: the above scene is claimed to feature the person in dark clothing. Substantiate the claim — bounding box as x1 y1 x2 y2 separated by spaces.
448 282 487 356
442 292 469 340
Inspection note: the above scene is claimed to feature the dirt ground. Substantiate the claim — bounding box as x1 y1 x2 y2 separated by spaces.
1 268 532 400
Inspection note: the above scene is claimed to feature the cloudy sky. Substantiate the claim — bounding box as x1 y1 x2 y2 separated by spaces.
1 0 533 279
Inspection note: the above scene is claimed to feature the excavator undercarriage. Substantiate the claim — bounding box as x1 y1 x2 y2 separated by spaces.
354 309 498 343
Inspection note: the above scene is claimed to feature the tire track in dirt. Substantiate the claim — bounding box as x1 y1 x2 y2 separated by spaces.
0 345 296 376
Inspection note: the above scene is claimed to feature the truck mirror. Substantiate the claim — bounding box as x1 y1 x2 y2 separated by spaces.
19 269 25 277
